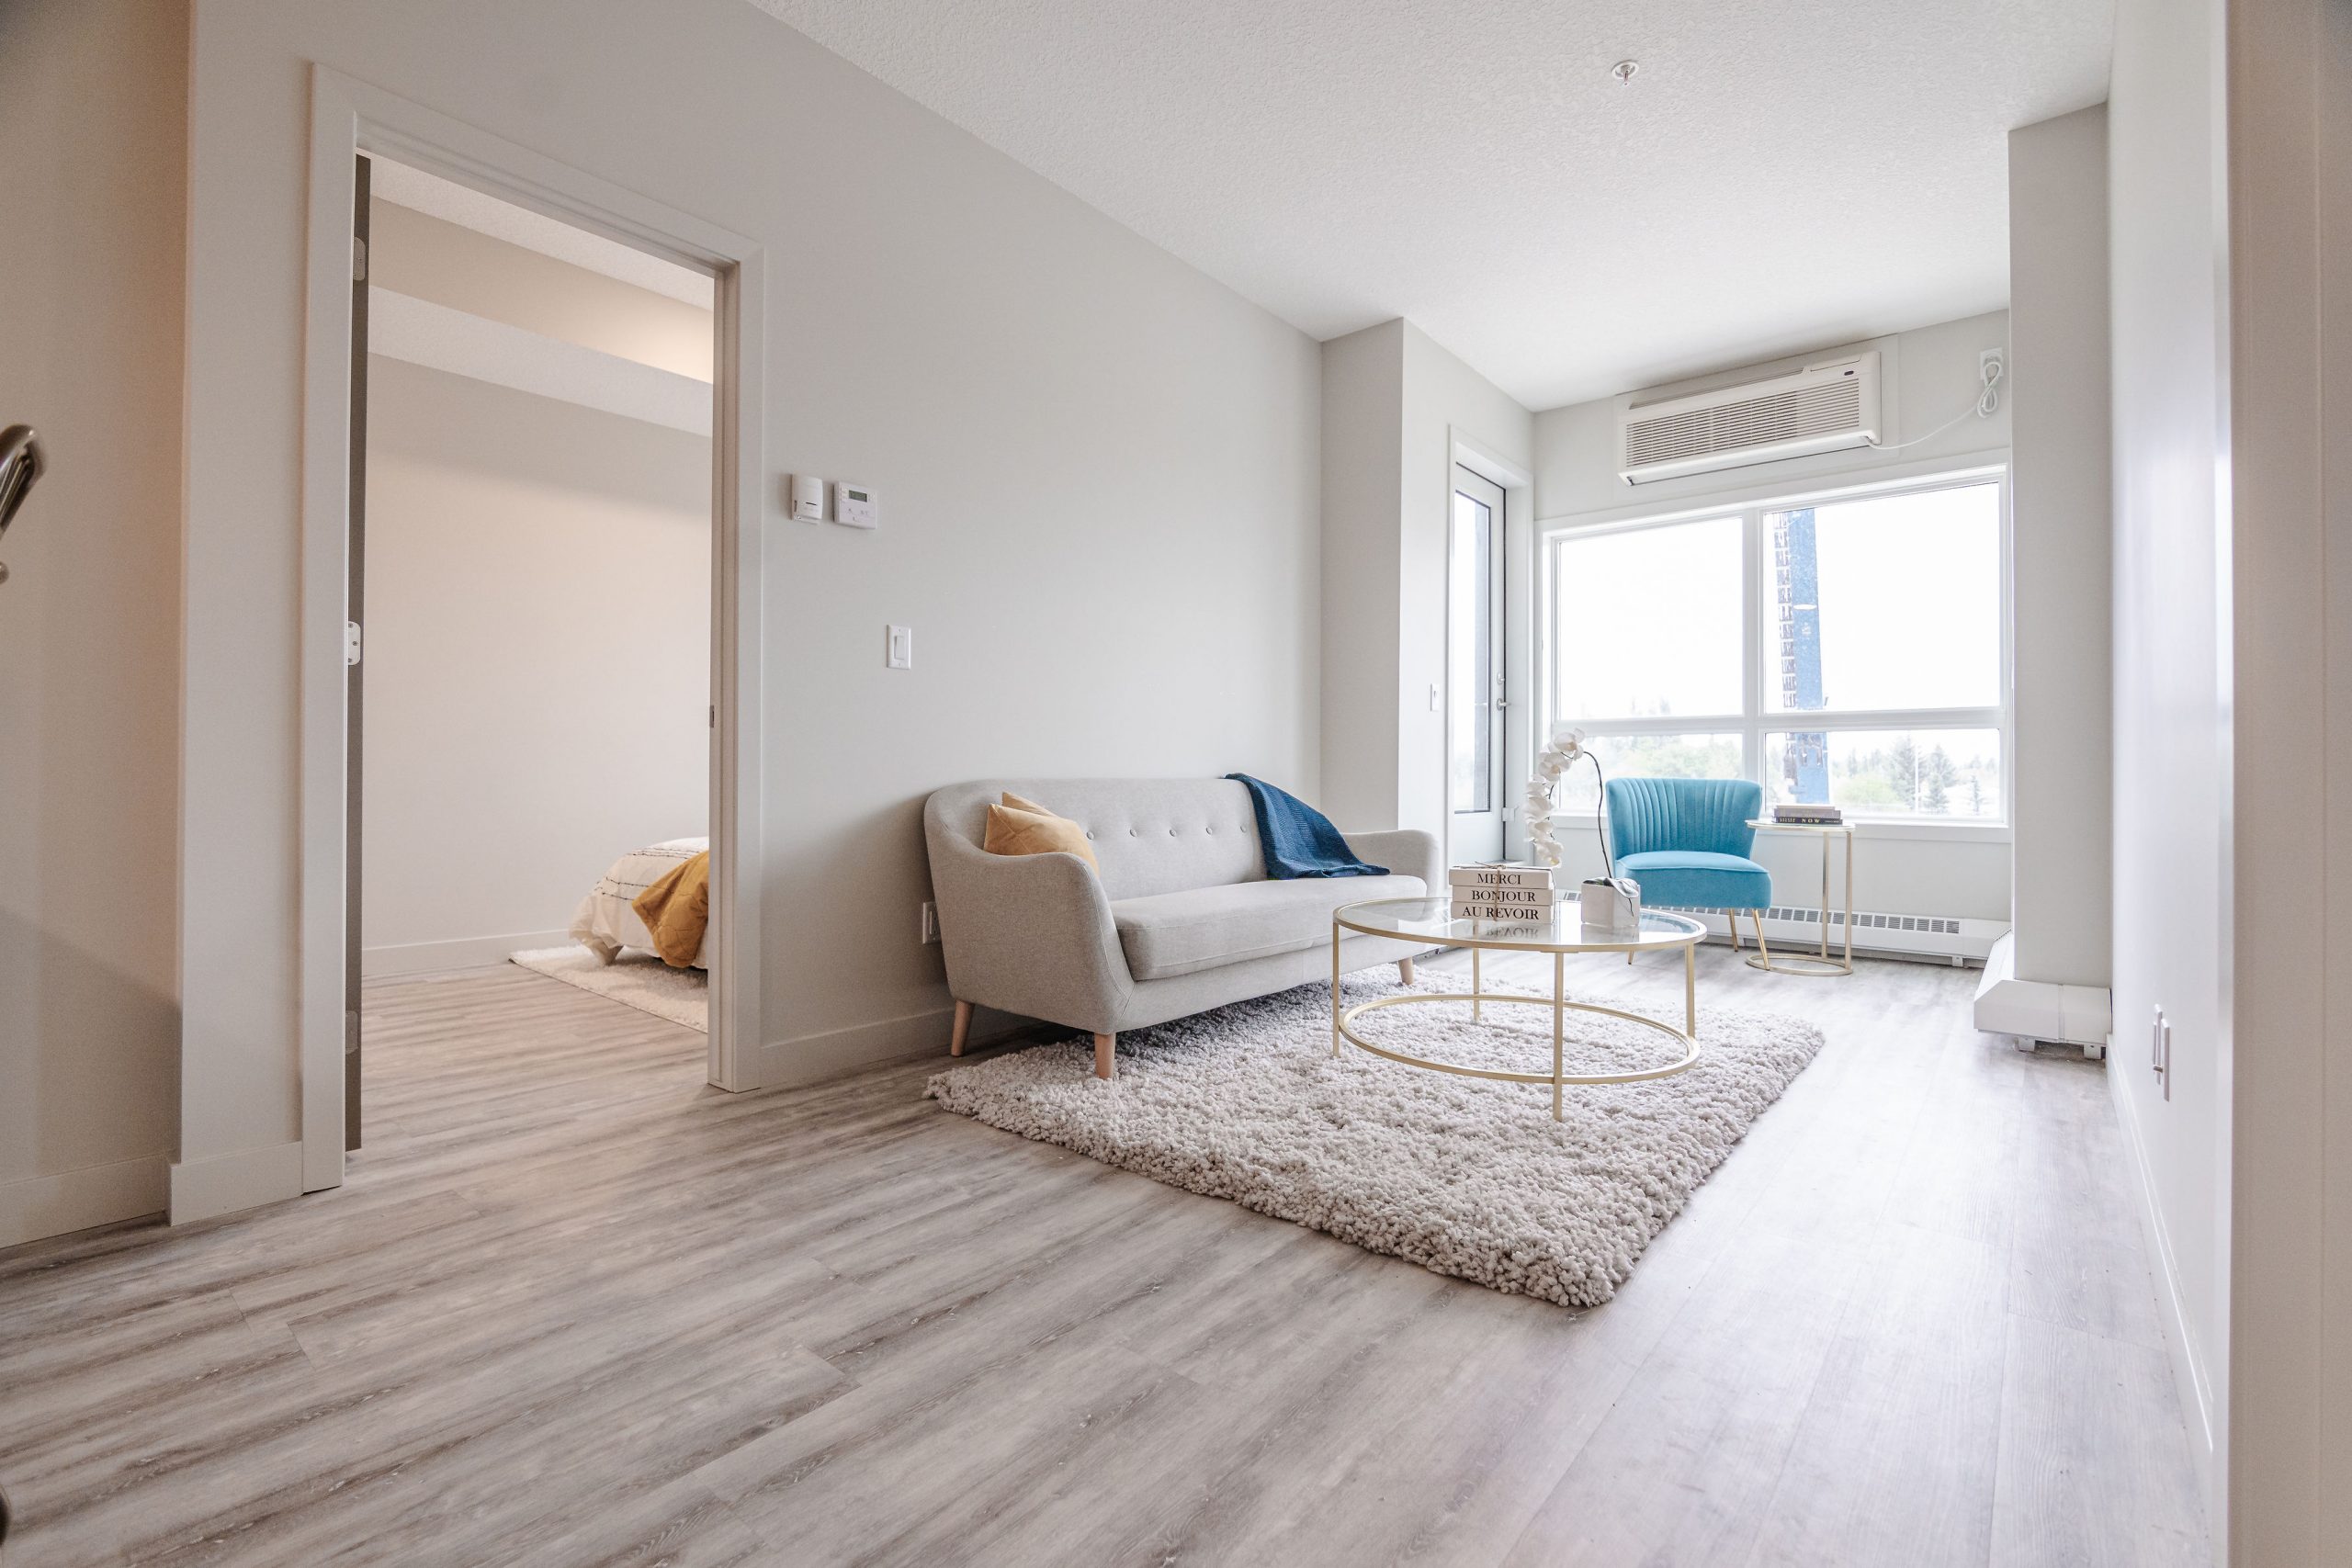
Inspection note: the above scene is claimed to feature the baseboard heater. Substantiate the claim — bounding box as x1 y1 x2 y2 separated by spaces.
1650 904 2001 965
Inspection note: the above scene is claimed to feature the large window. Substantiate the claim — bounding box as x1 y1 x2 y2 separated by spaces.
1544 473 2007 823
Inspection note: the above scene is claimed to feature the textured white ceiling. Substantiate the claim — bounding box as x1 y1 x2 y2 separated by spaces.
748 0 2109 409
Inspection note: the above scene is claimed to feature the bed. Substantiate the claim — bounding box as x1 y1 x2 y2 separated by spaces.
571 836 710 969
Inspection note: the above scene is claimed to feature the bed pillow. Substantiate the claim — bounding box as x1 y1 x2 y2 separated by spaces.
984 793 1100 872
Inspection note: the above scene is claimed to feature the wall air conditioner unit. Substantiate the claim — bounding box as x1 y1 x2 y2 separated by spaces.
1620 351 1881 485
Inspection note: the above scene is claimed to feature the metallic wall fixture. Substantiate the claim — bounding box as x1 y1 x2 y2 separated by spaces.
0 423 49 587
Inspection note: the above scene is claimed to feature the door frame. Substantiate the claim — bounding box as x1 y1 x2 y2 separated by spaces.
1443 429 1534 869
1447 465 1508 861
296 66 769 1192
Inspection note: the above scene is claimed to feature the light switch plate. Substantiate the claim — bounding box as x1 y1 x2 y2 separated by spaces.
887 625 912 670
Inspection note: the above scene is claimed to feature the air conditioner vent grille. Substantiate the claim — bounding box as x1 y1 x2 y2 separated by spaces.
1617 352 1881 484
1625 379 1863 468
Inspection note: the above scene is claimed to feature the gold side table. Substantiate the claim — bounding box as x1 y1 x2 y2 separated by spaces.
1329 897 1708 1120
1744 818 1855 976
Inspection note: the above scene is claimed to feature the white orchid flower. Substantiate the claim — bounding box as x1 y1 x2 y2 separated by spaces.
1521 728 1612 876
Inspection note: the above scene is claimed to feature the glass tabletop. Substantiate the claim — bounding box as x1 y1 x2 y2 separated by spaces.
1335 896 1707 952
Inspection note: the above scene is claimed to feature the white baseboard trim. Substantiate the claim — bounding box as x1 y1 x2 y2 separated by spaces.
744 1004 966 1092
168 1140 305 1225
1971 932 2113 1043
1 1155 169 1247
2106 1051 2222 1521
362 929 573 978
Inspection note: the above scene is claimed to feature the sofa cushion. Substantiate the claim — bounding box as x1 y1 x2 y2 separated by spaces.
1112 874 1428 980
983 797 1101 871
926 779 1272 901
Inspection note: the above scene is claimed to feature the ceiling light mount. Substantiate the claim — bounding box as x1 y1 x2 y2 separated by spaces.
1611 59 1640 85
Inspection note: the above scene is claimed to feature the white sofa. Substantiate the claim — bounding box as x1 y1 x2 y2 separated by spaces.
922 778 1441 1077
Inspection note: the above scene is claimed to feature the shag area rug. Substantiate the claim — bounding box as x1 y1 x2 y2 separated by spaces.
926 971 1824 1306
510 944 707 1032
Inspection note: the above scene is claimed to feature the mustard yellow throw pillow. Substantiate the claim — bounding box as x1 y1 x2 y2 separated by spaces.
983 792 1100 871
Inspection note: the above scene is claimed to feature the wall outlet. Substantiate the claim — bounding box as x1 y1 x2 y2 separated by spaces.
921 901 939 944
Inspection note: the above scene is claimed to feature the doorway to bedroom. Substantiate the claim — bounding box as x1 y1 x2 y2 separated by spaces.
345 153 719 1146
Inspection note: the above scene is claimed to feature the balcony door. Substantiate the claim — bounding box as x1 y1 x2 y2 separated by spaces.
1449 467 1507 862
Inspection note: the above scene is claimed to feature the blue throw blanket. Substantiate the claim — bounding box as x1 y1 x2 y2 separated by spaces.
1225 774 1388 879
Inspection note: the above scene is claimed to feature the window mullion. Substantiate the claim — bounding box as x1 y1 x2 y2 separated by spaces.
1744 504 1764 786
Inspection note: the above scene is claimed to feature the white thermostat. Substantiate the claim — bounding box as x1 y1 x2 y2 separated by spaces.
834 482 877 529
789 473 825 522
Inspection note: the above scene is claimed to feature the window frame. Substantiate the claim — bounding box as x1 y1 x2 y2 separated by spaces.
1536 463 2012 840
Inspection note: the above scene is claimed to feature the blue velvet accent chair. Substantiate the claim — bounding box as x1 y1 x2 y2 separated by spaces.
1603 777 1774 948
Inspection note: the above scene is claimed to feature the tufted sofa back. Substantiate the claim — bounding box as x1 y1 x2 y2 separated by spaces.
925 779 1268 903
1604 776 1763 862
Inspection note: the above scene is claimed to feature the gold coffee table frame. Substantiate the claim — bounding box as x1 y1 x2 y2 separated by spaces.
1742 819 1856 976
1329 897 1710 1120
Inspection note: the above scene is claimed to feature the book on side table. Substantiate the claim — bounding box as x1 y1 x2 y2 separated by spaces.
1770 804 1845 826
1448 862 1556 922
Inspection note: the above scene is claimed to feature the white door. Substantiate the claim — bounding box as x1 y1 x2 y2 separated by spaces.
1449 467 1507 863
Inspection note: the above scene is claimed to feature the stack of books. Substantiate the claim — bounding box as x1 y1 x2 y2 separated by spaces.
1771 803 1845 826
1448 863 1557 922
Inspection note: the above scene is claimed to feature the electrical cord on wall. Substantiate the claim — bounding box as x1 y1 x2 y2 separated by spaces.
1867 354 2004 450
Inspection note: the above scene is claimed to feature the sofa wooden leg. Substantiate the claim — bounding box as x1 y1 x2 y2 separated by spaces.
1093 1032 1115 1079
1396 957 1416 984
950 999 973 1056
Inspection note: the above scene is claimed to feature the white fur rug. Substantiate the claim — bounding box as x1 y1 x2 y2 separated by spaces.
509 944 707 1032
926 971 1823 1307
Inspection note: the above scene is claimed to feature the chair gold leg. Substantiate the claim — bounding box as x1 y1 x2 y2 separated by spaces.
1685 942 1697 1037
1727 910 1743 952
949 999 973 1056
1750 910 1772 968
1093 1032 1115 1079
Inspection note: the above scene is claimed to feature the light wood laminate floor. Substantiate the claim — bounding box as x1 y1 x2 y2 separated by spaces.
0 949 2208 1567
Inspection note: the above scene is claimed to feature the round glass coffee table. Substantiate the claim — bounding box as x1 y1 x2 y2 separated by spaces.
1331 897 1709 1119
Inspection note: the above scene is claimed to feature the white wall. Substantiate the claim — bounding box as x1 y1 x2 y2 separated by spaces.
175 0 1321 1211
1528 311 2015 925
360 358 710 974
370 197 714 380
1531 312 2013 520
1319 319 1533 847
0 0 186 1246
1401 323 1537 850
358 192 713 976
2006 106 2113 989
2108 0 2233 1531
2214 0 2352 1558
1318 321 1407 835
